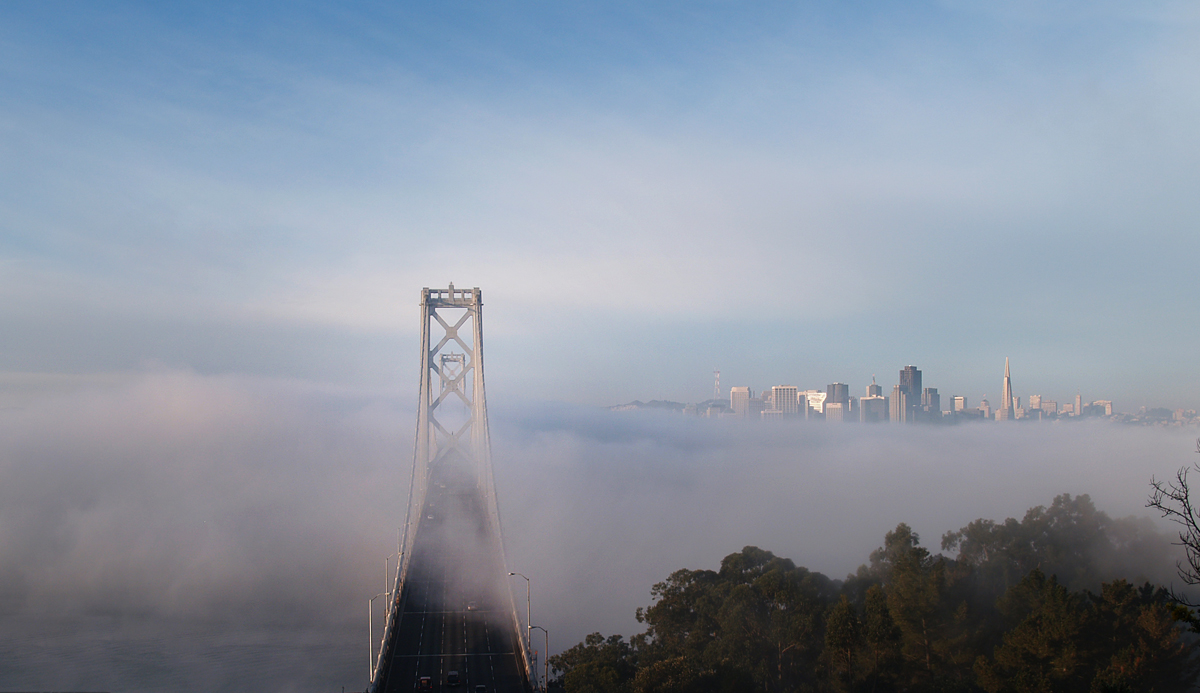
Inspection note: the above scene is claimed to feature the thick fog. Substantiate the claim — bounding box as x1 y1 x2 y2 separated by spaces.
0 372 407 691
0 371 1193 691
495 403 1193 655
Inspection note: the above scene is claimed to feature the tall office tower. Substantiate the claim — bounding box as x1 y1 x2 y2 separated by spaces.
825 383 851 424
952 395 967 412
922 388 941 420
802 389 826 416
890 385 908 423
899 366 922 421
866 376 883 398
900 366 922 402
825 401 847 423
860 395 889 422
1075 394 1083 417
998 358 1015 421
771 385 800 415
1029 394 1042 411
979 397 992 420
1042 400 1057 415
729 387 751 417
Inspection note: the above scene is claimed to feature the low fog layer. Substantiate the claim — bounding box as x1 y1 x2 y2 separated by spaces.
0 372 406 691
494 403 1194 655
0 371 1192 690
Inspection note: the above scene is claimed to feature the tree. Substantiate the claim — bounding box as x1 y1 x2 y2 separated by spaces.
1084 580 1198 691
975 573 1198 693
1147 438 1200 605
943 493 1116 594
861 585 901 692
635 547 836 693
548 632 638 693
872 524 978 689
974 570 1087 693
823 595 860 690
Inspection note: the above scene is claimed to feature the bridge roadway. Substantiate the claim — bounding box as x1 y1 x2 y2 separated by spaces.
373 465 530 693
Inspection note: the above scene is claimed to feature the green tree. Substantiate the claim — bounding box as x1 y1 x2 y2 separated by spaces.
549 632 638 693
822 595 860 691
861 585 901 692
873 524 977 690
1084 580 1197 691
974 570 1087 693
636 547 836 693
631 655 745 693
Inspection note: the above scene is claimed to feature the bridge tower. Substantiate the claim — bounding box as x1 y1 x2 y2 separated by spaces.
370 285 533 693
409 283 499 558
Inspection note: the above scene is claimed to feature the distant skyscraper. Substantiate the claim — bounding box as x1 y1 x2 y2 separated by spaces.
801 389 826 416
730 386 751 417
860 394 888 423
890 384 908 423
998 358 1015 421
899 366 922 421
979 397 991 420
827 383 850 406
952 395 967 412
866 376 883 399
1029 394 1042 411
900 366 921 403
825 401 848 423
1075 393 1083 417
771 386 799 415
922 388 941 420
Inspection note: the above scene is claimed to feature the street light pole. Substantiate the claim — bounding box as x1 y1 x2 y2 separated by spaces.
530 625 549 692
385 553 399 617
508 572 531 675
368 591 388 682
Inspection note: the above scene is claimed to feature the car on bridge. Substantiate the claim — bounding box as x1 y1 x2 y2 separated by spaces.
417 676 433 690
447 670 461 686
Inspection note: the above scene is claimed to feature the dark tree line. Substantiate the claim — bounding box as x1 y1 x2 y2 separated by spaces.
549 494 1199 693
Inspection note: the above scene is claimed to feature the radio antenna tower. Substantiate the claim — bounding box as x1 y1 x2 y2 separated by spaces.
713 369 720 399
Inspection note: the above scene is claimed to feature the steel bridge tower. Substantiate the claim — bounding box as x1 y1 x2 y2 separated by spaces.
370 285 533 693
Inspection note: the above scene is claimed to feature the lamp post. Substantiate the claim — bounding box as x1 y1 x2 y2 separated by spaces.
508 572 531 673
385 552 399 617
530 625 549 692
368 591 388 682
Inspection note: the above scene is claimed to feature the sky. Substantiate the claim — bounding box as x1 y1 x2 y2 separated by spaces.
2 1 1199 408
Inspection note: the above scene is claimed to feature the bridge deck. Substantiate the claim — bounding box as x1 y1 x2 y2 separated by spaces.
373 465 530 693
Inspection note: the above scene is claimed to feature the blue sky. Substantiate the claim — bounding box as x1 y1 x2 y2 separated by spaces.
2 1 1199 408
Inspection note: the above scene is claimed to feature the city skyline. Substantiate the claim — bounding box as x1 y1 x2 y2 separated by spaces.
618 356 1193 424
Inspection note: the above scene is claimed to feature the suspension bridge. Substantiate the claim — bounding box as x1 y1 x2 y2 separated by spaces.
368 285 534 693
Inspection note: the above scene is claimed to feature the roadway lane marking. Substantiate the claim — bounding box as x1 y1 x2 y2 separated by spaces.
389 652 516 658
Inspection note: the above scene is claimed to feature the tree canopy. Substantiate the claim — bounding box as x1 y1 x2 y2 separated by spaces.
549 495 1198 693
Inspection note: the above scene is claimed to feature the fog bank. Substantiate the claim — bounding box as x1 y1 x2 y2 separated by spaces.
0 373 1192 689
495 404 1194 653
